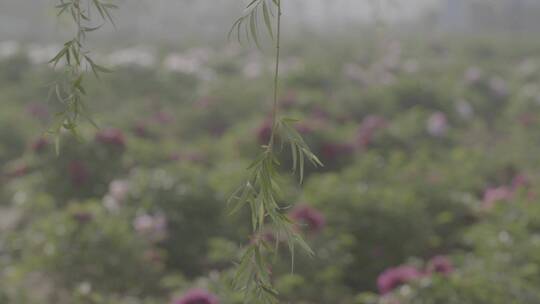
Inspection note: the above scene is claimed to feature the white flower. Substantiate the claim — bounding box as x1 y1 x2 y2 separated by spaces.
427 112 448 137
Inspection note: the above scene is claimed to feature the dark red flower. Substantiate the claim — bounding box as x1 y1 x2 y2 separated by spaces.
68 160 89 187
288 204 326 233
95 128 126 148
426 255 453 275
72 211 93 223
321 142 355 161
377 265 422 295
174 289 219 304
132 122 150 138
31 137 49 153
357 115 387 148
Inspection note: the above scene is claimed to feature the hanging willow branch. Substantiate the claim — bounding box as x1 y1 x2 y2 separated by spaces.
49 0 116 151
229 0 323 302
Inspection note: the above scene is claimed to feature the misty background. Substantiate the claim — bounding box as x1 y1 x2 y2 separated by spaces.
3 0 539 46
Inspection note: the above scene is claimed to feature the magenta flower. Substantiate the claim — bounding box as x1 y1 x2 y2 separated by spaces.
174 289 219 304
482 186 513 209
377 265 422 295
288 204 326 234
357 115 387 148
95 128 126 148
68 160 89 187
426 255 453 275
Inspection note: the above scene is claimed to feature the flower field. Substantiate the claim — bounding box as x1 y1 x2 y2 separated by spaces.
2 34 540 303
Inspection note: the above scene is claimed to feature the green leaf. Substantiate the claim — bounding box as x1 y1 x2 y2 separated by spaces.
262 1 274 39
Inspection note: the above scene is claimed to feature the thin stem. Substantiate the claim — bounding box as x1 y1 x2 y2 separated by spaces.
268 0 282 149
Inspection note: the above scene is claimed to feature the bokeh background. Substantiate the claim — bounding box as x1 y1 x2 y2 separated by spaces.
2 0 540 303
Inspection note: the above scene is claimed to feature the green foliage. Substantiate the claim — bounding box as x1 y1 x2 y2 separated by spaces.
49 0 116 149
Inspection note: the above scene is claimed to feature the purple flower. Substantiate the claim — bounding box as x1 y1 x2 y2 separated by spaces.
95 128 126 148
426 112 448 137
489 76 508 97
464 66 482 85
133 214 167 242
256 120 273 144
288 204 326 234
426 255 453 275
174 289 219 304
482 186 513 209
68 160 89 187
377 265 422 295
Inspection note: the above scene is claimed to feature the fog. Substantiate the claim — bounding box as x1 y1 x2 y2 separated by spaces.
1 0 438 44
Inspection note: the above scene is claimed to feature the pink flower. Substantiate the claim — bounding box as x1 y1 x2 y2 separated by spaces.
25 103 49 121
511 174 529 190
68 160 89 187
95 128 126 148
426 255 453 275
426 112 448 137
288 204 326 234
464 67 482 85
153 111 174 125
357 115 387 147
377 265 422 295
518 113 536 127
174 289 219 304
280 90 298 108
482 186 513 209
6 164 29 178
